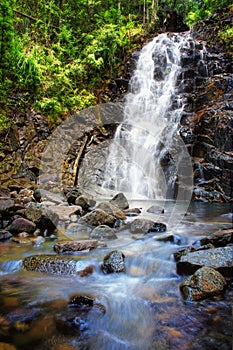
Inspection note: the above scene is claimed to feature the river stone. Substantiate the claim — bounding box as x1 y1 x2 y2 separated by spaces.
177 246 233 277
7 217 36 234
95 202 126 220
90 225 117 240
123 208 141 216
0 198 15 213
130 218 166 234
54 240 98 254
43 205 82 228
109 193 129 210
79 209 116 227
0 230 12 240
180 267 227 301
23 255 91 275
101 250 125 273
147 205 164 214
174 243 215 261
75 195 95 211
200 228 233 247
25 202 43 223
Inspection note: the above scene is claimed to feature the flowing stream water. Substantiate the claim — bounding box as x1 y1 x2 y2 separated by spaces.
0 33 232 350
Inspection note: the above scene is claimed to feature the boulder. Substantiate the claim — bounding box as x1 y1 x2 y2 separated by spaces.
95 202 126 220
7 217 36 234
79 209 116 227
0 230 12 240
200 228 233 247
109 193 129 210
54 240 99 254
43 205 82 228
101 250 125 273
25 202 43 222
180 267 227 301
130 218 166 234
75 195 96 211
177 246 233 277
90 225 117 240
23 255 92 276
0 198 15 213
147 205 164 214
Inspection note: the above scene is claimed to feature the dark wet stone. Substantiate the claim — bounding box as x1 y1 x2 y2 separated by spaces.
123 208 141 216
90 225 117 240
200 228 233 247
101 250 125 273
0 199 15 213
75 195 95 211
109 192 129 210
33 189 41 202
79 209 116 227
190 333 232 350
7 217 36 234
177 246 233 277
180 266 227 301
68 294 95 308
148 222 167 233
155 233 183 244
130 219 156 234
54 240 98 254
0 230 12 240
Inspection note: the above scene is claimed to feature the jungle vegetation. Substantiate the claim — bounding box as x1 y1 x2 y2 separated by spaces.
0 0 232 129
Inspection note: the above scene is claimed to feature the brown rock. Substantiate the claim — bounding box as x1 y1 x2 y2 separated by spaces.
96 202 126 220
79 209 116 227
180 267 227 301
54 240 98 254
200 228 233 247
7 217 36 234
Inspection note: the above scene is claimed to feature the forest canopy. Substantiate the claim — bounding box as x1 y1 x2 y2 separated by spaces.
0 0 232 128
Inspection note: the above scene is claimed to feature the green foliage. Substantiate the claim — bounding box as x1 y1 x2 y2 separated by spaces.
0 0 231 128
218 26 233 53
0 113 11 133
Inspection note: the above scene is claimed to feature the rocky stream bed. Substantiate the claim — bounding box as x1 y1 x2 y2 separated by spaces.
0 187 232 350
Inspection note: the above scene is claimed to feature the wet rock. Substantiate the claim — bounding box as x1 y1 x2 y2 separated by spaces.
0 230 12 240
190 332 232 350
109 192 129 210
177 246 233 277
68 294 95 308
174 244 215 262
95 202 126 220
180 267 227 301
43 205 82 228
200 228 233 247
101 250 125 273
54 240 99 254
123 208 141 216
24 202 43 222
64 223 92 239
65 187 82 205
79 209 116 227
33 189 41 202
130 218 166 234
154 233 183 244
23 255 92 275
0 199 15 213
7 217 36 234
147 205 164 214
90 225 117 240
75 195 96 211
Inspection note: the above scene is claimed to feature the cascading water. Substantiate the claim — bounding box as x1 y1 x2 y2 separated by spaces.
102 33 193 200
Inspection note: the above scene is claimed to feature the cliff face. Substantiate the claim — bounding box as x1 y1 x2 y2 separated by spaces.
186 8 233 201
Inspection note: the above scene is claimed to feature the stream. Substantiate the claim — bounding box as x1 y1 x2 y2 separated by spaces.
0 201 232 350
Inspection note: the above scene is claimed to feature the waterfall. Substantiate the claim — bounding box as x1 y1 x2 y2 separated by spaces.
102 33 193 200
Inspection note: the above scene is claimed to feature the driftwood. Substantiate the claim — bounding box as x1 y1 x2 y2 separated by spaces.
72 134 88 187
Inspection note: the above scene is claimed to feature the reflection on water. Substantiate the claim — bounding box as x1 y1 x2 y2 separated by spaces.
0 202 232 350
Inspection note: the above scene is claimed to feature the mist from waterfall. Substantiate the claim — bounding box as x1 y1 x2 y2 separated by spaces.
102 33 192 200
